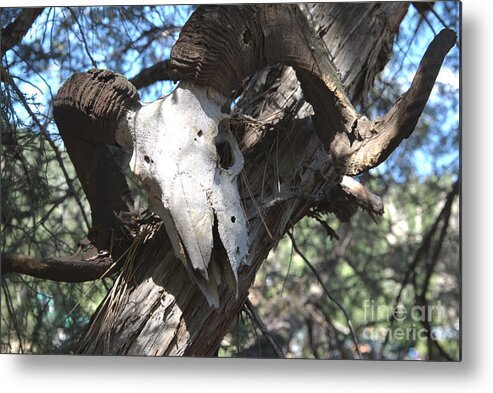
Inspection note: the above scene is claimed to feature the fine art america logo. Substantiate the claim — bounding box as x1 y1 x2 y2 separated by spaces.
362 300 446 341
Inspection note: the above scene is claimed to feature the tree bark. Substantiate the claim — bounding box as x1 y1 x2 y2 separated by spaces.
77 3 409 356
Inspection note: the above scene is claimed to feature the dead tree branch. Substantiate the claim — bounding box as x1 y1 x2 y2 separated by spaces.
380 180 459 356
1 251 116 283
336 28 457 175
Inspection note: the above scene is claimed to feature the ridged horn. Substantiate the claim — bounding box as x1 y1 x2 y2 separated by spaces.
171 5 457 177
53 68 140 148
53 69 141 250
170 4 354 146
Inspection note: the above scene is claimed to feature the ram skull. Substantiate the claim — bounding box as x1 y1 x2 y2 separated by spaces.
127 83 248 307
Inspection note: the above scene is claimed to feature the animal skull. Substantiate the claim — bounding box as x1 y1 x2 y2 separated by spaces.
124 84 248 307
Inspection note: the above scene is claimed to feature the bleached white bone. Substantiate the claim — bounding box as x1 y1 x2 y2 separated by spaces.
122 83 249 307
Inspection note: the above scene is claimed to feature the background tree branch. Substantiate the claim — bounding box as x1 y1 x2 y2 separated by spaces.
1 8 45 53
1 251 115 283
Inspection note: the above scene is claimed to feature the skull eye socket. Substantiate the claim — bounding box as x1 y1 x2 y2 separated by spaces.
216 140 234 169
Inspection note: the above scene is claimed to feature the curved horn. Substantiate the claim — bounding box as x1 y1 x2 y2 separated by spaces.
53 68 140 149
170 4 354 144
53 69 141 251
171 5 457 176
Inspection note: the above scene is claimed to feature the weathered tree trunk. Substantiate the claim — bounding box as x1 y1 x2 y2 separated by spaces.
76 3 408 356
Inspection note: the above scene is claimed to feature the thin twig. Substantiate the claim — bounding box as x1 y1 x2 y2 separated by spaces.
241 172 273 239
9 193 71 251
244 298 285 358
417 182 457 361
67 7 98 68
380 180 459 356
11 47 55 100
1 66 91 230
287 231 363 359
280 243 294 297
1 280 24 353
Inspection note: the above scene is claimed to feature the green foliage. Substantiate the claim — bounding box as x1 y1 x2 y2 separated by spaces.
1 276 110 353
0 117 109 353
228 175 459 360
0 127 111 352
